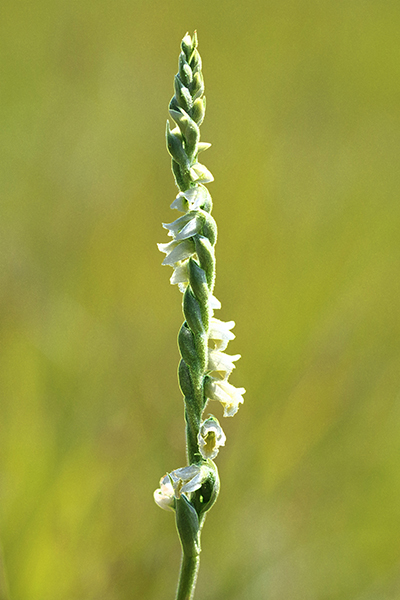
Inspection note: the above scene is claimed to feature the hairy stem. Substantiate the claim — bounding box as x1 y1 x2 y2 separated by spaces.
176 553 201 600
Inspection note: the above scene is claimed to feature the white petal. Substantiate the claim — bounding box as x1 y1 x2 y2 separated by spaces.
178 185 211 211
209 295 221 310
163 213 194 236
159 239 195 266
174 216 200 241
182 187 201 203
170 261 189 284
206 379 246 417
170 194 188 212
208 349 241 379
153 475 175 511
157 239 176 255
169 464 206 498
172 465 200 479
208 318 236 351
190 186 212 211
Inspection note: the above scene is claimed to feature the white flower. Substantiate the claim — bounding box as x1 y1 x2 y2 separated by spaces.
157 238 195 266
205 378 246 417
153 475 175 511
198 416 226 460
154 464 208 510
162 212 200 241
208 318 236 351
170 260 190 291
170 185 211 213
209 295 221 311
169 464 207 499
208 349 241 380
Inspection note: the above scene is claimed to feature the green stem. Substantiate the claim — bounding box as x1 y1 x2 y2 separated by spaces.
175 553 200 600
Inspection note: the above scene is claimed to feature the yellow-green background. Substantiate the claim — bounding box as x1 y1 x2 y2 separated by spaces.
1 1 400 599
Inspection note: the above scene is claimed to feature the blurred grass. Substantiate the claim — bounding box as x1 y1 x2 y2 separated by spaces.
1 0 400 598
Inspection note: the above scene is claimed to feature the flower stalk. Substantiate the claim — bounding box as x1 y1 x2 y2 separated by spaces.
154 32 245 600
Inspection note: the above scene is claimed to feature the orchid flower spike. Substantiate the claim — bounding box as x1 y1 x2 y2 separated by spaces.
153 32 246 600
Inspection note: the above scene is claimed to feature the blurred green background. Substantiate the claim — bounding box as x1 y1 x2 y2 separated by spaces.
1 1 400 598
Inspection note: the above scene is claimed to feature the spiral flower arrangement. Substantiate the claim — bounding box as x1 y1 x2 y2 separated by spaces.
154 32 245 600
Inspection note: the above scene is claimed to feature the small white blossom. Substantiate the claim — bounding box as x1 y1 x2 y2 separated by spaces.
170 260 190 290
208 318 236 351
153 475 175 511
198 416 226 459
169 464 207 498
158 238 195 266
208 349 241 380
170 185 211 213
154 464 208 510
162 212 200 241
205 378 246 417
209 295 221 311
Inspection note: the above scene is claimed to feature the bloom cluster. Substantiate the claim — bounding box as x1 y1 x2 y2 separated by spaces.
158 186 246 420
